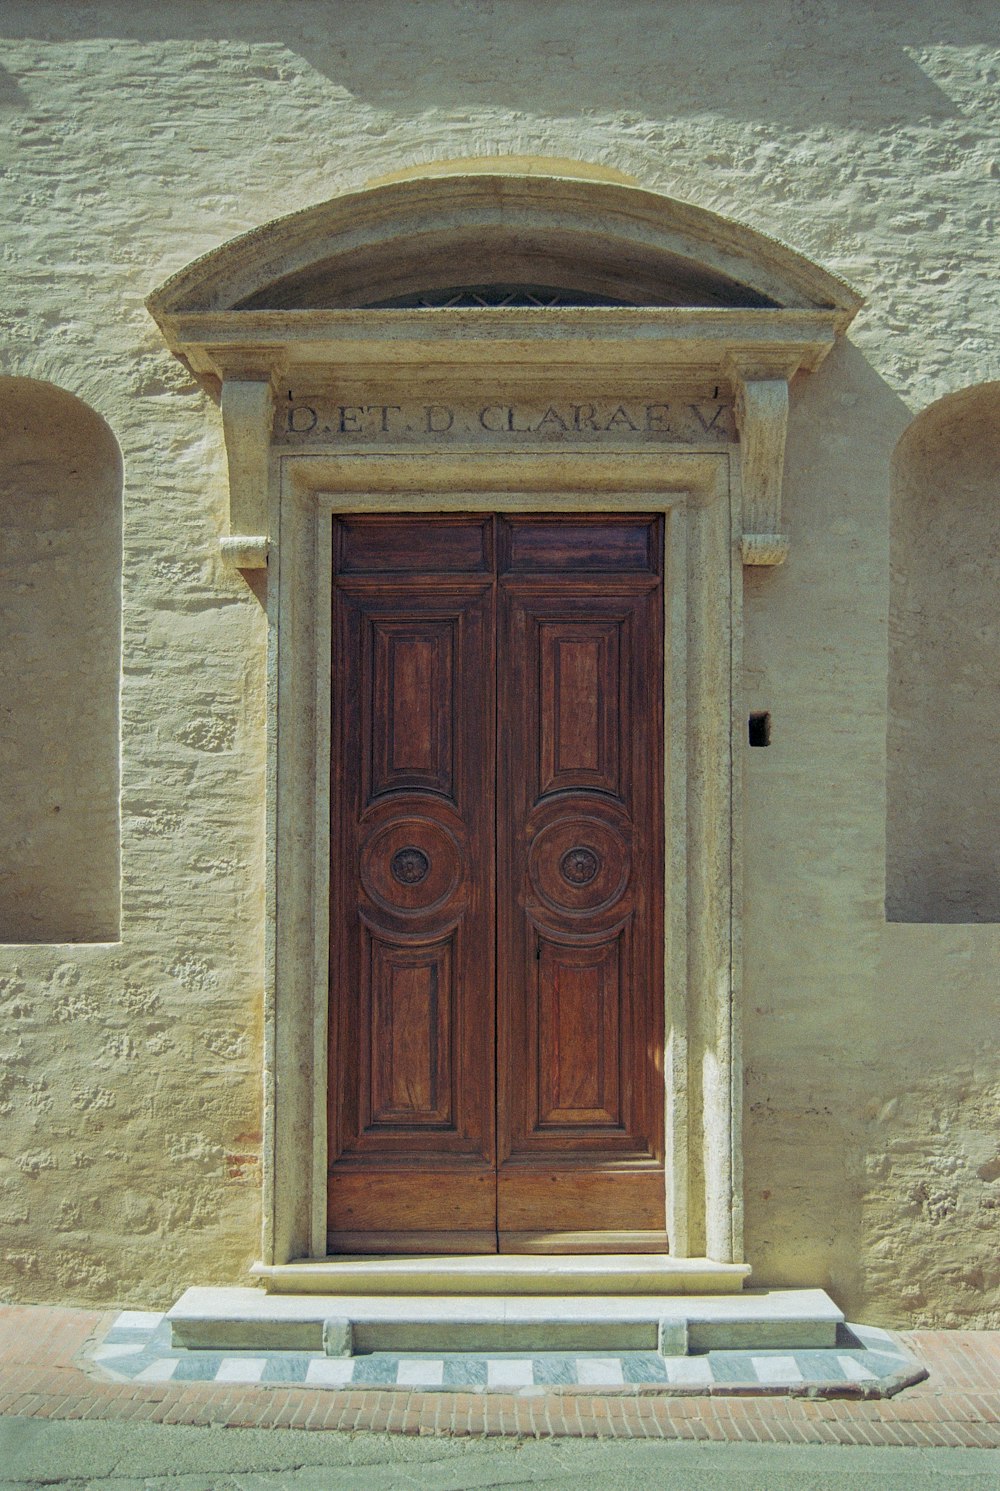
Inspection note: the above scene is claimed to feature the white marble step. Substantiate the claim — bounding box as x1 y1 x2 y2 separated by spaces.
250 1254 751 1298
168 1286 843 1355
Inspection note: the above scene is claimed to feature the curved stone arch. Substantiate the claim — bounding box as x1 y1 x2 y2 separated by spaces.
0 349 130 447
0 376 122 943
147 168 862 316
887 380 1000 923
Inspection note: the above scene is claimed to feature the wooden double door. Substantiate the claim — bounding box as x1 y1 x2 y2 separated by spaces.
328 514 665 1253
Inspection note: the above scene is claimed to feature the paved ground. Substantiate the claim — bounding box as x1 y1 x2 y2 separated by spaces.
0 1419 998 1490
0 1303 997 1459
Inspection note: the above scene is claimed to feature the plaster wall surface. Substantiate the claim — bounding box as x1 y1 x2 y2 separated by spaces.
887 384 1000 923
0 1 997 1326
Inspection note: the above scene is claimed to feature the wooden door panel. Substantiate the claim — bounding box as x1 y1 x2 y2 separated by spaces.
327 1171 497 1254
497 519 665 1241
369 620 455 799
498 515 660 574
333 608 489 1162
497 1170 668 1234
498 588 663 1160
338 514 493 575
368 933 454 1127
536 933 623 1128
329 514 666 1254
328 535 496 1248
538 620 622 797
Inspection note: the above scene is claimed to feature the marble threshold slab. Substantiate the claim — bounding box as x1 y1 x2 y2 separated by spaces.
250 1255 752 1297
168 1287 843 1355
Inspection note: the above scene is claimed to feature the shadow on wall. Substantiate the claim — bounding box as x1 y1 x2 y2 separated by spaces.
887 382 1000 923
741 338 912 1320
1 1 988 129
0 377 122 943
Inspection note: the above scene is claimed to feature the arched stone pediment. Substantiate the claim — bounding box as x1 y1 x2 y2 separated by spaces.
148 172 860 318
147 166 861 571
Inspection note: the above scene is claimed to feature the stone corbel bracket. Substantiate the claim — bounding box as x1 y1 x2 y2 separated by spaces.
218 370 275 569
725 354 800 567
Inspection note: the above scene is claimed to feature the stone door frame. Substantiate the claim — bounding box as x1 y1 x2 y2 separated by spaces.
265 444 740 1267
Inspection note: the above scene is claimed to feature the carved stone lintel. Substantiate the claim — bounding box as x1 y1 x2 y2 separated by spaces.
726 364 791 566
220 376 274 570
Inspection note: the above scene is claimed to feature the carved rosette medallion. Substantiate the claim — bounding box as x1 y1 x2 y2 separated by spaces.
559 846 600 885
391 847 430 885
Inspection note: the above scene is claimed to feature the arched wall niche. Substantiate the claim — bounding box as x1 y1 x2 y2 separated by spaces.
0 376 122 944
887 382 1000 923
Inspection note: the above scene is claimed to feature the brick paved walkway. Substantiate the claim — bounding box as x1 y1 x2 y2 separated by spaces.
0 1305 997 1448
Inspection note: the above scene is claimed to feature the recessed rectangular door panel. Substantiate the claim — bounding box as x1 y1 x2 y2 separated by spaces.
328 532 496 1247
337 514 493 575
368 933 455 1127
535 932 624 1127
497 526 665 1241
369 621 455 799
497 515 660 575
538 622 622 797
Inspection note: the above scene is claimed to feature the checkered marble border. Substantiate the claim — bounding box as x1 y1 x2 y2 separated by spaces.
84 1314 926 1398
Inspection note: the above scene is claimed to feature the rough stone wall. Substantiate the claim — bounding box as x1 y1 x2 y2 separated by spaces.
0 2 998 1322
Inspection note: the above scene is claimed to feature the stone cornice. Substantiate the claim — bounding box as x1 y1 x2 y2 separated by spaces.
155 306 845 391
